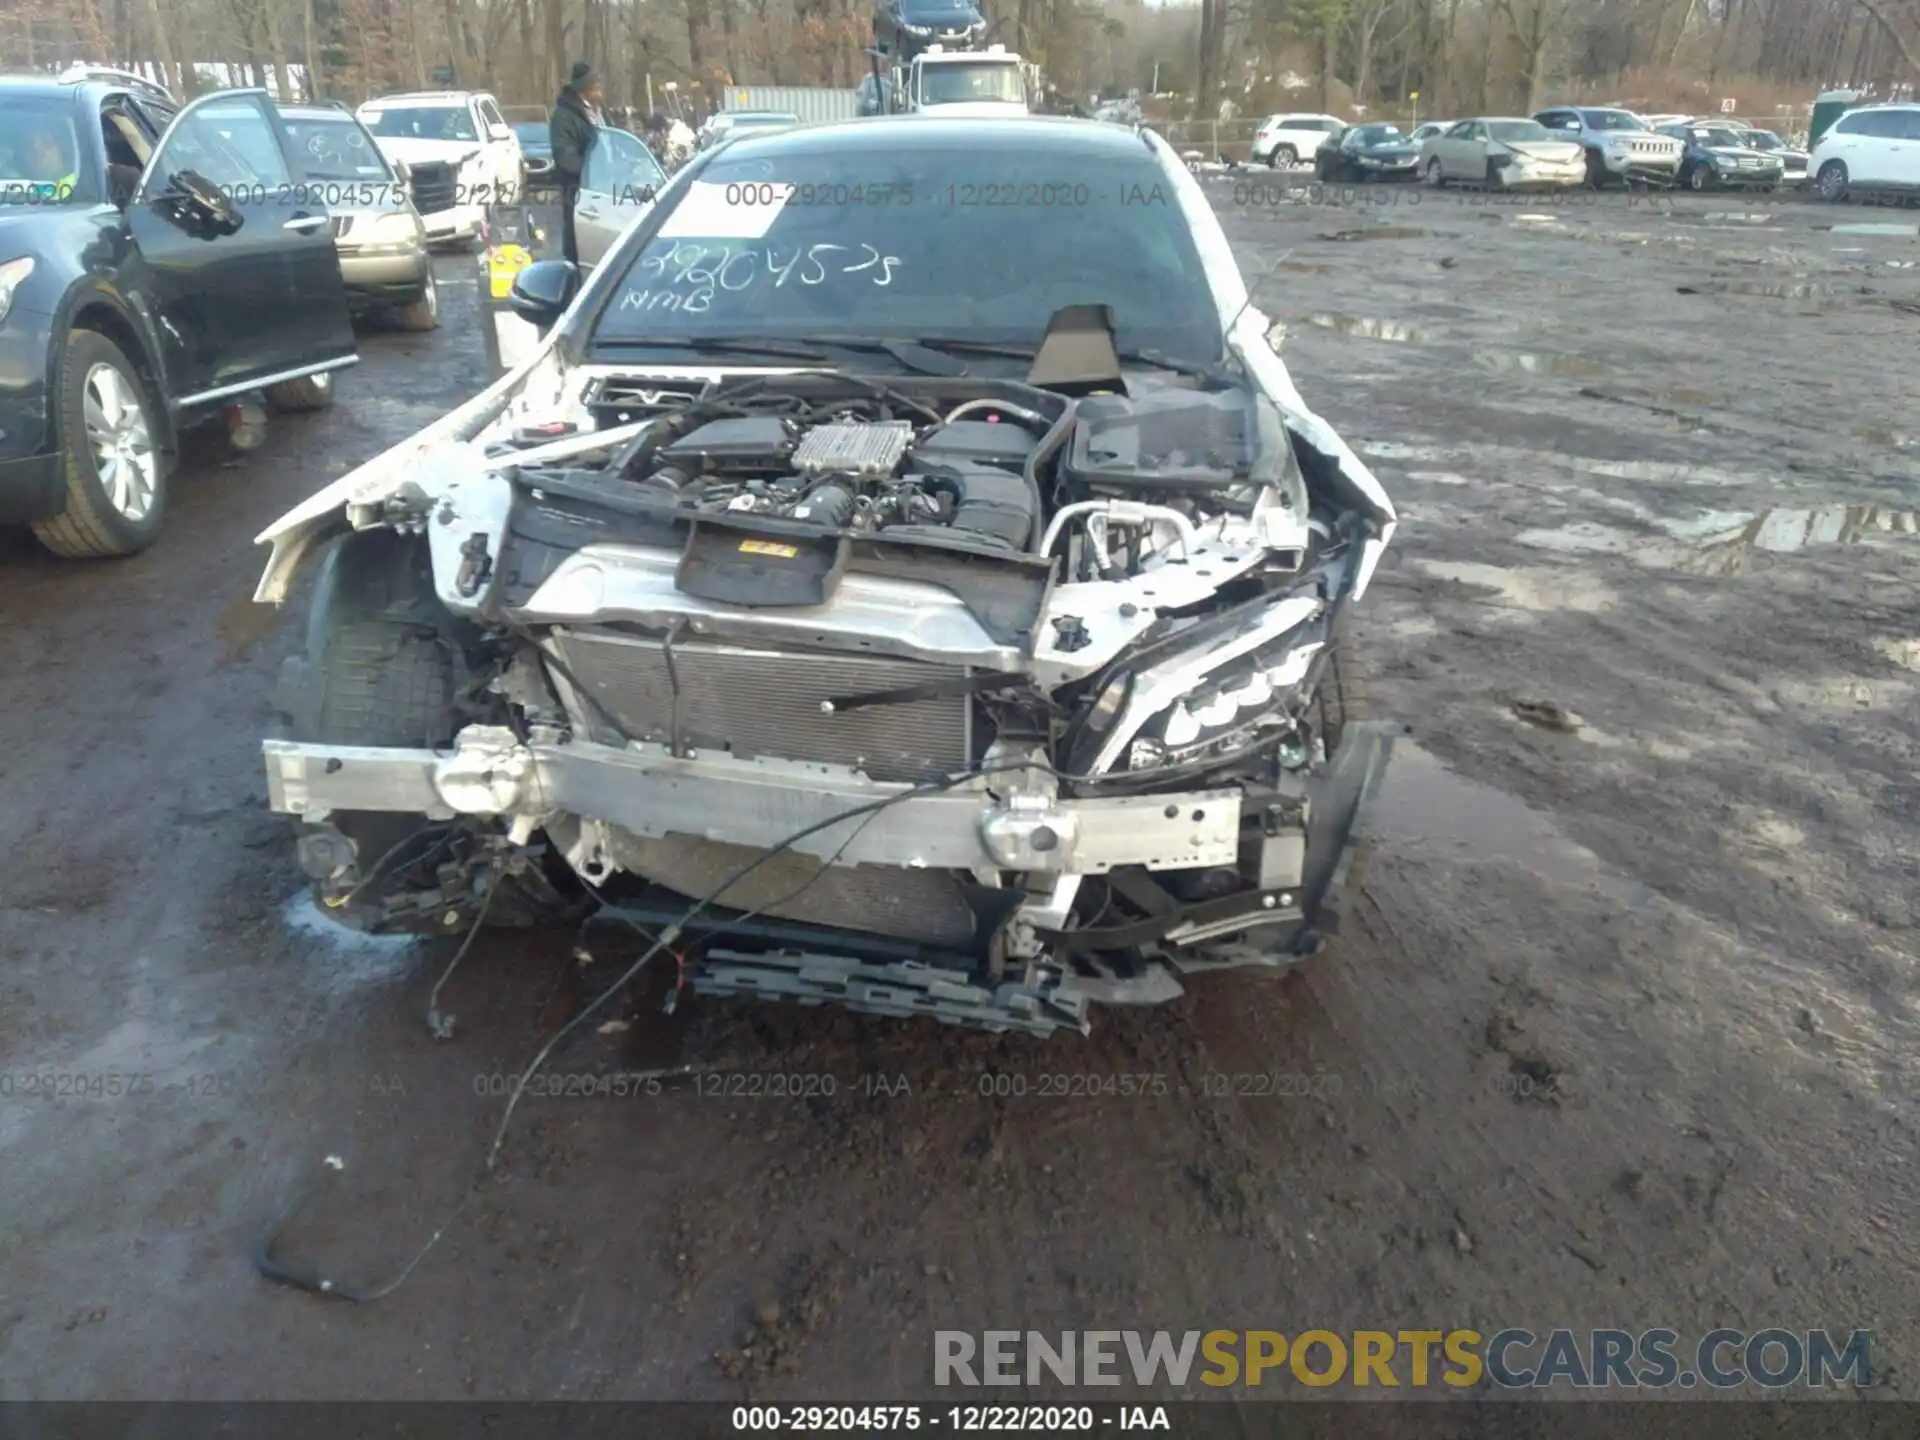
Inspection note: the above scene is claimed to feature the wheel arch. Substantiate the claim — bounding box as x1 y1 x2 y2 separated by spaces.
52 289 180 461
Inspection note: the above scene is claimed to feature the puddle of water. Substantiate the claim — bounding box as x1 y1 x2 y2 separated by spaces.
1875 638 1920 672
1703 279 1836 298
1517 504 1919 577
1305 313 1428 342
1359 440 1448 461
1828 223 1920 237
1417 559 1615 612
1319 226 1430 241
1473 349 1612 379
1370 743 1606 890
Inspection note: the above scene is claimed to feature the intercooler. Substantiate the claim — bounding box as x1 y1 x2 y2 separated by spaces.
543 628 981 945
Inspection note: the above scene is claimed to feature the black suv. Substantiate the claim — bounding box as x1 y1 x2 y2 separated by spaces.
873 0 989 58
0 72 356 558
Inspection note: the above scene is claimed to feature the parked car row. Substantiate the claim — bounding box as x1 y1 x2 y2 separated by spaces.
1278 99 1919 202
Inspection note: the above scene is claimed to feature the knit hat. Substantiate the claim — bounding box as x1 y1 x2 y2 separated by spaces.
570 61 597 88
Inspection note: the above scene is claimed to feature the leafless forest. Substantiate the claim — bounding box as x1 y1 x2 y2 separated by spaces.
5 0 1916 137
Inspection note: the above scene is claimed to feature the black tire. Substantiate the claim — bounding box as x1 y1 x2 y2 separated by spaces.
389 271 440 332
1687 163 1712 192
264 370 336 413
1815 160 1848 202
280 531 577 931
1585 148 1607 188
31 329 168 559
1273 144 1297 168
1424 157 1444 187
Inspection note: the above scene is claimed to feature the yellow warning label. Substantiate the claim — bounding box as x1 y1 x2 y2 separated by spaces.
739 539 799 557
486 244 533 299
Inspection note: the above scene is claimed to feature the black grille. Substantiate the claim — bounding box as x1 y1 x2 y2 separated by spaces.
409 161 457 214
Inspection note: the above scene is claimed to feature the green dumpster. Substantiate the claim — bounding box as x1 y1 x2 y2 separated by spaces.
1809 89 1864 146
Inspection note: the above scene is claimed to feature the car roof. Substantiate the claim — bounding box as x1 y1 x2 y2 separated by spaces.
361 92 480 106
714 113 1157 160
0 76 93 97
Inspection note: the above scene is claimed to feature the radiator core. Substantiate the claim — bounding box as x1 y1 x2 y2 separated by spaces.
545 630 971 783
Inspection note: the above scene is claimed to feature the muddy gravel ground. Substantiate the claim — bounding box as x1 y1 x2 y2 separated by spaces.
1 188 1915 1402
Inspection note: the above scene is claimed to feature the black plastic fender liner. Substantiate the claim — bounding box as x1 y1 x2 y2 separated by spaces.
1298 718 1398 924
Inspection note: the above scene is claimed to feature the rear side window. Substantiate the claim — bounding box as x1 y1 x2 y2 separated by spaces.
1835 111 1899 138
1895 109 1920 140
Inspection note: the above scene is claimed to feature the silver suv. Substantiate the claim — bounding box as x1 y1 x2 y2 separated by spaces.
279 103 438 330
1533 106 1684 185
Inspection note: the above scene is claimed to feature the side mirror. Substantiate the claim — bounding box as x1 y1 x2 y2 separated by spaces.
489 124 513 142
508 259 578 327
163 169 242 236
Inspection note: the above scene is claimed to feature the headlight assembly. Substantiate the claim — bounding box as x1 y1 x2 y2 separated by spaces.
1073 593 1325 777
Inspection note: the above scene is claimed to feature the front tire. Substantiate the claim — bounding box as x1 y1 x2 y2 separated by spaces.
31 329 167 559
281 532 578 932
1585 149 1607 188
1272 144 1298 168
389 271 440 332
1424 157 1444 187
1687 163 1713 192
264 369 336 413
1815 160 1848 202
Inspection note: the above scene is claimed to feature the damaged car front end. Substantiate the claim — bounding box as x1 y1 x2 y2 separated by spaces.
253 117 1398 1038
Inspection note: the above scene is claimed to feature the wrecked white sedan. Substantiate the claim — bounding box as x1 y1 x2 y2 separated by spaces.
253 116 1398 1038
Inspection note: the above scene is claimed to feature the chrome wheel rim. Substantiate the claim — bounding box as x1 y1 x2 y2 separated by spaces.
424 272 439 320
312 370 332 394
82 363 156 522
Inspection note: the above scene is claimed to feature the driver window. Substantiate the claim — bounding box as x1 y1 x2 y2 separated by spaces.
100 106 151 203
150 98 292 192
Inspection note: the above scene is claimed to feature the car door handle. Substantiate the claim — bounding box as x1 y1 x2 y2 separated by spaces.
284 213 329 232
577 203 603 219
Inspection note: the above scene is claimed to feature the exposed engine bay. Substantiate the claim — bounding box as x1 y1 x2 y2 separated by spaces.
260 362 1397 1038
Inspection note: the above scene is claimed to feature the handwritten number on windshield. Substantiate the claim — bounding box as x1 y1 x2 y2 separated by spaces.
630 242 898 301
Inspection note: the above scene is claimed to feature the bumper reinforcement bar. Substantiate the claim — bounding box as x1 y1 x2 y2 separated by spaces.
261 728 1244 875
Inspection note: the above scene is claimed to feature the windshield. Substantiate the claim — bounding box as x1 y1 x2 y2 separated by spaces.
282 117 393 181
918 64 1024 106
513 122 551 150
1487 120 1552 142
1692 127 1747 147
1746 130 1784 150
360 105 477 142
1350 124 1405 143
906 0 980 12
1581 109 1646 131
591 140 1221 366
0 102 92 205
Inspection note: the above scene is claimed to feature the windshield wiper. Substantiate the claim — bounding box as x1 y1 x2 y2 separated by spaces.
593 334 967 376
908 336 1236 384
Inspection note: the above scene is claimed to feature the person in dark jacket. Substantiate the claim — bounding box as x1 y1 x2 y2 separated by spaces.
549 61 604 265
